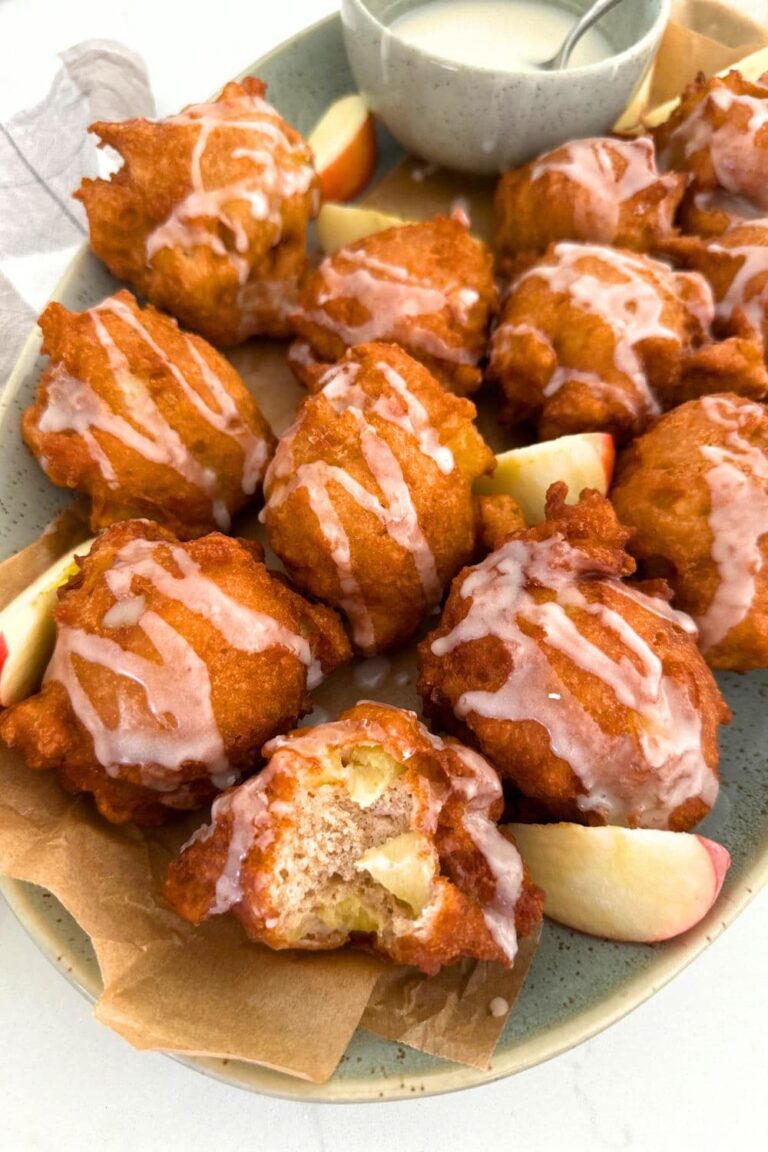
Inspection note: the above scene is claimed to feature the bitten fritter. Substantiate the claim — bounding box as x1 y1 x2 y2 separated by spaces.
654 71 768 237
418 484 729 831
262 342 495 655
494 137 685 276
488 241 768 443
0 521 351 825
665 223 768 356
76 78 319 346
22 290 276 539
289 215 498 395
612 393 768 671
163 702 543 975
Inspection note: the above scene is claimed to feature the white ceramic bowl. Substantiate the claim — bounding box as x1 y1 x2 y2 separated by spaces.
341 0 671 173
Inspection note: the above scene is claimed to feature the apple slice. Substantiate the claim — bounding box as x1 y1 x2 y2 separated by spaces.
474 432 615 525
315 203 406 254
0 539 94 707
507 823 730 943
308 93 377 203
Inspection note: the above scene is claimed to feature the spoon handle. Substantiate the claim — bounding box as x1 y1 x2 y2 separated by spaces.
551 0 626 70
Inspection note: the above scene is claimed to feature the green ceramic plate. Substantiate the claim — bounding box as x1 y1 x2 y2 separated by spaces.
2 12 768 1104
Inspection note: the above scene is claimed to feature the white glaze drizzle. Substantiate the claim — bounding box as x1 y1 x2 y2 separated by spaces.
504 244 703 419
446 743 523 962
38 299 270 527
320 359 455 474
531 137 677 243
305 245 480 365
663 84 768 207
101 295 270 495
431 535 716 827
706 231 768 340
697 394 768 650
145 90 315 284
205 707 524 953
264 361 445 651
46 537 321 788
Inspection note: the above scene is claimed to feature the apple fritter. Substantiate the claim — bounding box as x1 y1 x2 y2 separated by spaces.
76 78 319 346
289 215 498 395
262 342 495 655
612 393 768 671
0 521 351 824
22 290 275 538
418 485 729 831
164 701 543 975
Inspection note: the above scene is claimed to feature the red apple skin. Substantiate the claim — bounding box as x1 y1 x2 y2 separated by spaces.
601 436 616 490
646 836 731 944
0 633 7 680
697 836 731 902
317 113 377 203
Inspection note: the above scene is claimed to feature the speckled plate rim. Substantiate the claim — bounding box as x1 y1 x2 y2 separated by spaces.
1 9 767 1105
3 851 768 1105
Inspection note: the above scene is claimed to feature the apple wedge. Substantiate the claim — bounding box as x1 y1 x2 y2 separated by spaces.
308 93 377 203
507 823 730 943
0 539 94 707
315 203 406 254
474 432 615 525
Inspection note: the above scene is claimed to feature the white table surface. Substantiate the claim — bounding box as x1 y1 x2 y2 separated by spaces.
0 1 766 1148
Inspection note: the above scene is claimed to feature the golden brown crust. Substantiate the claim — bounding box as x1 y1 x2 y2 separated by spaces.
418 486 729 830
290 216 498 395
611 393 768 671
0 521 350 824
22 290 276 538
494 137 686 276
488 243 767 443
665 224 768 354
654 71 768 224
75 78 318 346
263 342 495 654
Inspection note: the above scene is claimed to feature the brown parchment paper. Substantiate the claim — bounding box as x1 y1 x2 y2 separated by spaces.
650 1 767 108
0 0 761 1086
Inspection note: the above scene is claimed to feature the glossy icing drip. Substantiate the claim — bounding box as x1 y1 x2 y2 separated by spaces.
145 90 315 281
264 364 444 651
698 395 768 649
306 247 479 365
46 537 320 787
431 535 715 827
319 359 455 474
209 776 273 914
40 309 230 526
102 296 271 495
448 744 522 962
664 85 768 207
707 233 768 338
531 137 676 242
510 244 694 418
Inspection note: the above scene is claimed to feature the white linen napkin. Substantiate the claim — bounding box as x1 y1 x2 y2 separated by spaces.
0 40 154 386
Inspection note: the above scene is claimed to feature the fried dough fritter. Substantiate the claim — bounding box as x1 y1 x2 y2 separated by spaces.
76 77 319 346
163 702 543 975
612 393 768 671
289 215 498 395
262 342 494 655
0 521 350 825
488 241 768 443
665 222 768 356
654 71 768 237
418 484 729 831
494 136 685 275
22 290 276 539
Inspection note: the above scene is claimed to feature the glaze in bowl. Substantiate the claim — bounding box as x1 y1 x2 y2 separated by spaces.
341 0 671 173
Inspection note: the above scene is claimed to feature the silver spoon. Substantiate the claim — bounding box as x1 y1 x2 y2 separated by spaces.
541 0 626 71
